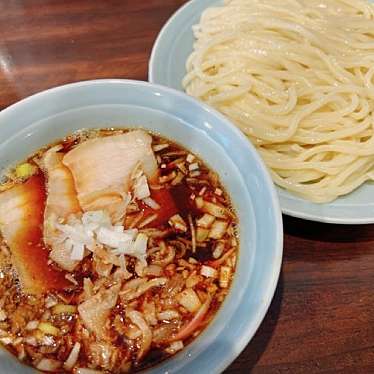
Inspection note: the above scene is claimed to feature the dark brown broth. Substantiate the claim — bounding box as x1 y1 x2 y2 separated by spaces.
0 128 239 373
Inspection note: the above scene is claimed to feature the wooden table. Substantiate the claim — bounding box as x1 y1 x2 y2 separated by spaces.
1 1 374 373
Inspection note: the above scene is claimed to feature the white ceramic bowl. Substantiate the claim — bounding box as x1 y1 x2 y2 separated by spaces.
0 79 283 374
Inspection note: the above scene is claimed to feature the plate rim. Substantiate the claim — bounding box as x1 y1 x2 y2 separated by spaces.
281 204 374 225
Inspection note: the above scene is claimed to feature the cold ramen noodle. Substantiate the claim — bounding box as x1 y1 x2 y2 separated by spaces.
0 129 238 372
184 0 374 203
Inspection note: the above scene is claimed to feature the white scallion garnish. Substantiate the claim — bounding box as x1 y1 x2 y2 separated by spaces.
133 175 151 200
55 210 148 265
186 154 195 163
188 162 199 171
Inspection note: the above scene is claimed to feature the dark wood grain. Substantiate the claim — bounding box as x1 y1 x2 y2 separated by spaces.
0 0 185 109
1 1 374 373
227 216 374 373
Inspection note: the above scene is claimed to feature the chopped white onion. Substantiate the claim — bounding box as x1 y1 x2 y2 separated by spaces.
186 154 195 163
63 342 81 370
134 175 151 200
96 227 136 250
54 210 149 264
126 233 148 264
45 295 58 308
209 220 229 240
142 197 161 210
213 242 225 259
196 227 209 242
219 266 231 288
190 171 201 177
201 265 217 278
36 358 61 372
41 336 55 346
188 162 199 171
56 221 95 250
214 188 223 196
166 340 184 354
168 214 187 232
176 288 202 313
70 242 85 261
202 201 229 219
152 143 169 152
196 213 215 229
186 273 202 288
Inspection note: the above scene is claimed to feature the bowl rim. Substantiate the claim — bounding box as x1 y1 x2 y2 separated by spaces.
0 78 283 373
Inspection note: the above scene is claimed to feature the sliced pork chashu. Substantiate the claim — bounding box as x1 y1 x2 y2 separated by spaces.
63 130 158 222
0 175 69 294
39 147 82 271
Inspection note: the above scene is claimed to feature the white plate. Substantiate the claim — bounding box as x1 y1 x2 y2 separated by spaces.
149 0 374 224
